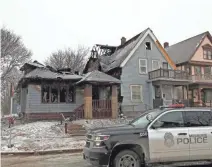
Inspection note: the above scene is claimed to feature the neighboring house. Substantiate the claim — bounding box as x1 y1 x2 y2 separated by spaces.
18 61 120 120
166 31 212 107
84 28 190 113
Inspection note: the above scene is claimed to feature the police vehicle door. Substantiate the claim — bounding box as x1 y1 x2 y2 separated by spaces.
183 110 212 160
148 111 190 163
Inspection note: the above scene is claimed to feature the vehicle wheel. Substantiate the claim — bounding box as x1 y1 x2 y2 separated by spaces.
113 149 142 167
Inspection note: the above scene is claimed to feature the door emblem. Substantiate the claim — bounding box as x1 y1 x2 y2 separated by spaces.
164 132 174 147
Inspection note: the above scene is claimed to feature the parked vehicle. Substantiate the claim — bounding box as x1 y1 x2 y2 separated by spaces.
83 106 212 167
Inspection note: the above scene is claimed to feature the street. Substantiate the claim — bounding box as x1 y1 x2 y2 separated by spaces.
1 153 91 167
1 153 211 167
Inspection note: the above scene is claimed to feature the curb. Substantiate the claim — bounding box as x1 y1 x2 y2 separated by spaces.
1 148 83 156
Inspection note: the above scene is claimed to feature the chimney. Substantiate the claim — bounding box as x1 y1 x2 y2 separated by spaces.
164 42 169 48
121 37 126 45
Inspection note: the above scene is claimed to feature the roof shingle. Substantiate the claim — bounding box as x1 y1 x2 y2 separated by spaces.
166 32 209 64
76 70 121 84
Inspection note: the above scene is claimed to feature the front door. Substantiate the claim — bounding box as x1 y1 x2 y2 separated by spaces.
148 111 190 163
183 110 212 160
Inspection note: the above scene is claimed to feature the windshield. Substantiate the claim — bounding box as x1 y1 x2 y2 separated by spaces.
129 109 163 127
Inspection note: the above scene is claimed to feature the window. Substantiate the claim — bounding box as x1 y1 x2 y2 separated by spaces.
194 66 201 75
51 85 58 103
145 42 151 50
42 85 50 103
60 86 67 103
67 86 75 102
205 90 212 101
152 60 160 70
154 111 184 128
184 111 212 127
139 59 147 74
41 83 75 103
162 62 168 69
203 49 212 60
131 85 143 102
204 66 211 75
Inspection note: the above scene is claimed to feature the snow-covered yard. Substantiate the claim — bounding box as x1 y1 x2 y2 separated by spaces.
75 118 132 130
1 118 132 153
1 121 85 152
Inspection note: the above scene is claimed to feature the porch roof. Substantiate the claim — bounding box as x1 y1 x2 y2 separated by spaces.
75 70 121 85
23 68 82 80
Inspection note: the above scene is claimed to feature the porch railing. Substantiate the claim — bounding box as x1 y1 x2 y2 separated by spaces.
92 100 112 119
72 104 84 119
191 74 212 82
149 68 189 80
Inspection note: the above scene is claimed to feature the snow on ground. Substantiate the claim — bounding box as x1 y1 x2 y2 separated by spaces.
1 121 85 152
73 118 132 130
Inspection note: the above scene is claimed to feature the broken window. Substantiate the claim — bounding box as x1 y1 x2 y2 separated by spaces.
67 86 75 102
145 42 151 50
51 84 58 103
60 85 67 103
42 85 50 103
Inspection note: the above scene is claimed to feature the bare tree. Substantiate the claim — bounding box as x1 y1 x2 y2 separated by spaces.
1 27 32 114
44 46 89 72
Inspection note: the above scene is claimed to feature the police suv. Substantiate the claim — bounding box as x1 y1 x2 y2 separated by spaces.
83 107 212 167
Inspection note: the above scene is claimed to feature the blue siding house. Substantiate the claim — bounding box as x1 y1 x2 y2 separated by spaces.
84 28 190 114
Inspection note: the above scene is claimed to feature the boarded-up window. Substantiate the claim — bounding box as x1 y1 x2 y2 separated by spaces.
131 85 143 102
139 59 147 74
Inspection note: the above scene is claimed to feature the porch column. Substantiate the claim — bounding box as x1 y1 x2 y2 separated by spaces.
84 84 92 119
198 87 202 106
111 85 118 119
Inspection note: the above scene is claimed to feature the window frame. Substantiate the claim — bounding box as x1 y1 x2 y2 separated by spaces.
139 59 147 74
183 110 212 127
162 62 168 69
41 82 76 104
148 110 185 130
130 85 143 102
203 49 212 60
152 60 160 71
145 41 152 50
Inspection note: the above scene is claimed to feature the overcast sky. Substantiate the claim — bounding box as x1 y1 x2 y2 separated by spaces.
1 0 212 63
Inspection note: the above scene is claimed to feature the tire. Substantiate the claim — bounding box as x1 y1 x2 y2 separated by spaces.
113 149 142 167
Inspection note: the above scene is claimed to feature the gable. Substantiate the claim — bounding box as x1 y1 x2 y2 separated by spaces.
191 36 212 63
120 29 176 69
123 34 172 70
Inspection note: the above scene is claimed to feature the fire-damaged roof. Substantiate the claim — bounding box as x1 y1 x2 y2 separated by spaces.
84 27 176 73
20 60 45 71
76 70 121 84
100 28 148 72
23 68 82 80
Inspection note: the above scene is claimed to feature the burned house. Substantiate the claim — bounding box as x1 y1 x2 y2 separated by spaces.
18 61 120 120
84 28 191 114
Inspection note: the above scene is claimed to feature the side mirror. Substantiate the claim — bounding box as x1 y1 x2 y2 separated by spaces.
146 114 153 122
152 120 163 129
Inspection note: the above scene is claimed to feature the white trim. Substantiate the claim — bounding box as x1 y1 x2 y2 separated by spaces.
120 29 157 67
130 85 143 102
139 59 147 74
152 60 160 70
